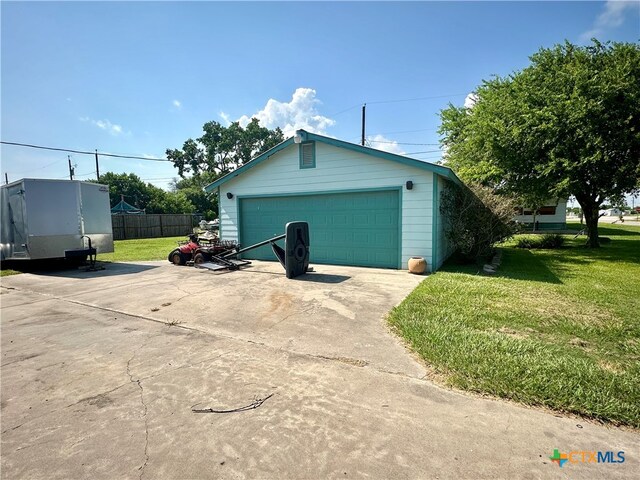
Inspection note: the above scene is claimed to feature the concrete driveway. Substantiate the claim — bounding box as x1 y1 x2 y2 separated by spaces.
1 261 638 479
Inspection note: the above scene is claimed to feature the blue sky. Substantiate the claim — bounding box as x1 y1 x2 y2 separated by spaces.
1 1 639 190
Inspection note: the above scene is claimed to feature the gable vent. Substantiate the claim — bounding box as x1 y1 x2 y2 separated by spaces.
300 142 315 168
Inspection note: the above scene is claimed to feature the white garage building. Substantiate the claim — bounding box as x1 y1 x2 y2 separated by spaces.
204 130 462 272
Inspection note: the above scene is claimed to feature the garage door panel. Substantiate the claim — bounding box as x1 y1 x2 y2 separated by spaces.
239 190 399 268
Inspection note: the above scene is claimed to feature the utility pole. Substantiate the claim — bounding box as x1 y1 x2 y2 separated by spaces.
68 156 74 180
361 103 366 146
95 149 100 181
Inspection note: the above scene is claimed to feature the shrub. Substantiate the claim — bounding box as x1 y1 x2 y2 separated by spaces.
440 182 518 262
516 233 565 249
516 236 539 249
539 233 565 249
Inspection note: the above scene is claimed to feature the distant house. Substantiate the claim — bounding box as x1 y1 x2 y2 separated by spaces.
599 208 622 217
204 129 463 272
513 199 567 230
110 196 144 214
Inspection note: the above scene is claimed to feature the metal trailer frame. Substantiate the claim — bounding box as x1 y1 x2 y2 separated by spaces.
1 178 114 261
195 221 310 279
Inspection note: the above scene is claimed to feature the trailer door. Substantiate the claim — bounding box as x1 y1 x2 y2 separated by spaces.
7 185 28 258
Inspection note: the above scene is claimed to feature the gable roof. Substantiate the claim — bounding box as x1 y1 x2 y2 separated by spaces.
111 197 144 214
203 129 461 193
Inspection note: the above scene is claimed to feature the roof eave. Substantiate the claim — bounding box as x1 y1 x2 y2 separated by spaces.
203 129 462 191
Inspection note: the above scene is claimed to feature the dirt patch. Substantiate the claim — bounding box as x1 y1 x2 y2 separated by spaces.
317 355 368 367
569 338 591 350
490 289 614 327
77 393 115 409
598 360 623 374
267 291 293 316
497 327 529 339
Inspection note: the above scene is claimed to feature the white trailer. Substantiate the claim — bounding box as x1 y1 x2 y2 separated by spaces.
1 179 114 261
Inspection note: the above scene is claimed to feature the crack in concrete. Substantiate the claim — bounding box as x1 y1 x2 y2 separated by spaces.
266 305 317 331
126 339 151 480
3 284 427 382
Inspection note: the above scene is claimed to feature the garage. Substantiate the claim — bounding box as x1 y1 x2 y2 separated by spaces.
205 129 462 272
239 189 400 268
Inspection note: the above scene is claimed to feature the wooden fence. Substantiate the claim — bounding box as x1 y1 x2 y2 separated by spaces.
111 214 201 240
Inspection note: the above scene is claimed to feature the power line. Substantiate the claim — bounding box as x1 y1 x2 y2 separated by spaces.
1 141 170 162
328 104 361 117
368 140 440 146
404 149 442 155
370 127 439 135
366 93 466 105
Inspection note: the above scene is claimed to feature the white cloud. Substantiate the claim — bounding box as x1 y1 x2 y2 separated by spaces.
581 1 639 40
366 134 406 155
80 117 126 136
237 87 336 137
173 100 182 109
219 111 232 126
464 93 478 109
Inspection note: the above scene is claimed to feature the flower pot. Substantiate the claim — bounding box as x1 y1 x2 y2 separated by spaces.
408 256 427 274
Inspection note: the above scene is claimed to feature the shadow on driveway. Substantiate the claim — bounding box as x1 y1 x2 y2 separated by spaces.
1 260 159 278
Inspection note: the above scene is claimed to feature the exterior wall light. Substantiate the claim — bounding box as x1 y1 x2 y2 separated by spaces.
406 181 413 190
226 192 233 199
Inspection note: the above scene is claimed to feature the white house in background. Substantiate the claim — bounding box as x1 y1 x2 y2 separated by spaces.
513 199 567 230
599 208 622 217
204 130 463 272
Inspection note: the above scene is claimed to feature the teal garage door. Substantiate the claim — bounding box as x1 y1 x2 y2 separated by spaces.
239 190 400 268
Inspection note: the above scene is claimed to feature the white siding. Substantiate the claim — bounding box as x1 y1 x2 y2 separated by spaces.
219 141 437 270
513 199 567 224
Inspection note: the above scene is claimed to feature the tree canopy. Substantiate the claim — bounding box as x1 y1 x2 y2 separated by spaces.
95 172 195 215
439 40 640 246
169 172 220 220
166 118 284 177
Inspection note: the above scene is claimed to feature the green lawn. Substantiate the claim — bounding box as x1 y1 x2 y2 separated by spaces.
0 237 184 275
388 223 640 427
0 269 21 277
98 236 184 262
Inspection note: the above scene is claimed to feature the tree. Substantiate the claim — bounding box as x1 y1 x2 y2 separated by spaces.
97 172 151 209
170 172 220 219
94 172 195 214
440 182 518 262
440 40 640 247
166 118 284 177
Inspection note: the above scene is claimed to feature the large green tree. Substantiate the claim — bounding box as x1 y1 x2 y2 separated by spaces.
440 40 640 247
95 172 195 214
169 172 220 219
166 118 284 177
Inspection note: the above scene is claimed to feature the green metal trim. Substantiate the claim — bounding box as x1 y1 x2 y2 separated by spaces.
520 222 567 231
431 175 439 273
217 187 222 238
203 129 463 192
298 141 316 169
236 186 402 200
397 186 403 269
203 137 295 192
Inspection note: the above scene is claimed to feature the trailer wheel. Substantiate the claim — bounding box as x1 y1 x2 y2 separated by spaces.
194 253 206 265
170 250 186 265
